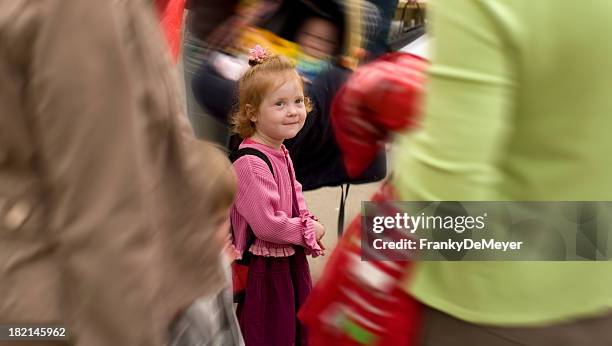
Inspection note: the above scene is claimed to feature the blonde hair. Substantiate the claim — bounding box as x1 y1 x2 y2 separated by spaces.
231 54 312 139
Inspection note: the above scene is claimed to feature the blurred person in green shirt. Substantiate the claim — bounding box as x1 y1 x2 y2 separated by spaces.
393 0 612 344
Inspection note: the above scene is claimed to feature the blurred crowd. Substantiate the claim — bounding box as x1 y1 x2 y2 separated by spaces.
1 0 612 345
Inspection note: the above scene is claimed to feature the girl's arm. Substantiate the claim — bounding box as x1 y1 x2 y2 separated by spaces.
288 155 319 221
233 157 321 252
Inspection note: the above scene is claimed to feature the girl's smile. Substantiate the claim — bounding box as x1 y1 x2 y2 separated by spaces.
249 77 308 149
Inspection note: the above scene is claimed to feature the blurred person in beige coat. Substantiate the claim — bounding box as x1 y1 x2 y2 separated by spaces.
0 0 236 345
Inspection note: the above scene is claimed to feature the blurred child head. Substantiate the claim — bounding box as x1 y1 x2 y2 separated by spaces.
231 52 312 144
197 143 237 245
296 16 340 60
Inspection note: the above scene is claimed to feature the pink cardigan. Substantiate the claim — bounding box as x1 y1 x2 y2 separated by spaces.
230 139 323 258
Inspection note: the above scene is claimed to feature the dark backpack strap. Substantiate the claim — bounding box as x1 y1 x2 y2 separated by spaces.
337 183 350 237
229 147 275 178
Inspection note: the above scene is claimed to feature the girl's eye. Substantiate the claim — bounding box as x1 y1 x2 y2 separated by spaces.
275 101 285 107
295 98 304 104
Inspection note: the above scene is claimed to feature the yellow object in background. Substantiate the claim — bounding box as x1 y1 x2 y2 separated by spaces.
237 26 301 62
237 26 332 82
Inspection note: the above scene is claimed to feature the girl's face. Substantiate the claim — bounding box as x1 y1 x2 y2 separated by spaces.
249 76 307 147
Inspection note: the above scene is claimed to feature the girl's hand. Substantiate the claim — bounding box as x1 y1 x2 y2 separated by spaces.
314 220 326 241
317 239 327 256
317 239 326 250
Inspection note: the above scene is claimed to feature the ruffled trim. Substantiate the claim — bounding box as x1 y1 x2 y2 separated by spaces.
231 212 323 259
250 242 296 257
301 211 319 222
301 213 323 257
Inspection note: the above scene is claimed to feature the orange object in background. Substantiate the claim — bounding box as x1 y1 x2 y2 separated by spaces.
156 0 186 62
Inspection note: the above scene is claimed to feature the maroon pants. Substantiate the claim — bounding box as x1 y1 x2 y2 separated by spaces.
237 249 312 346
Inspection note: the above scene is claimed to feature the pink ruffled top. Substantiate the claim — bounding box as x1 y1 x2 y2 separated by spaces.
230 139 323 259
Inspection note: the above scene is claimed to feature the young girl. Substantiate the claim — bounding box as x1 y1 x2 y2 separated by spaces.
230 46 326 346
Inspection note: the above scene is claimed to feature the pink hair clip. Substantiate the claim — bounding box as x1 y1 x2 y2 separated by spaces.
248 45 270 65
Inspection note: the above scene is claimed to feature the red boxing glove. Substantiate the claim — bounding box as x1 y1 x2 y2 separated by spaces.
331 53 428 178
